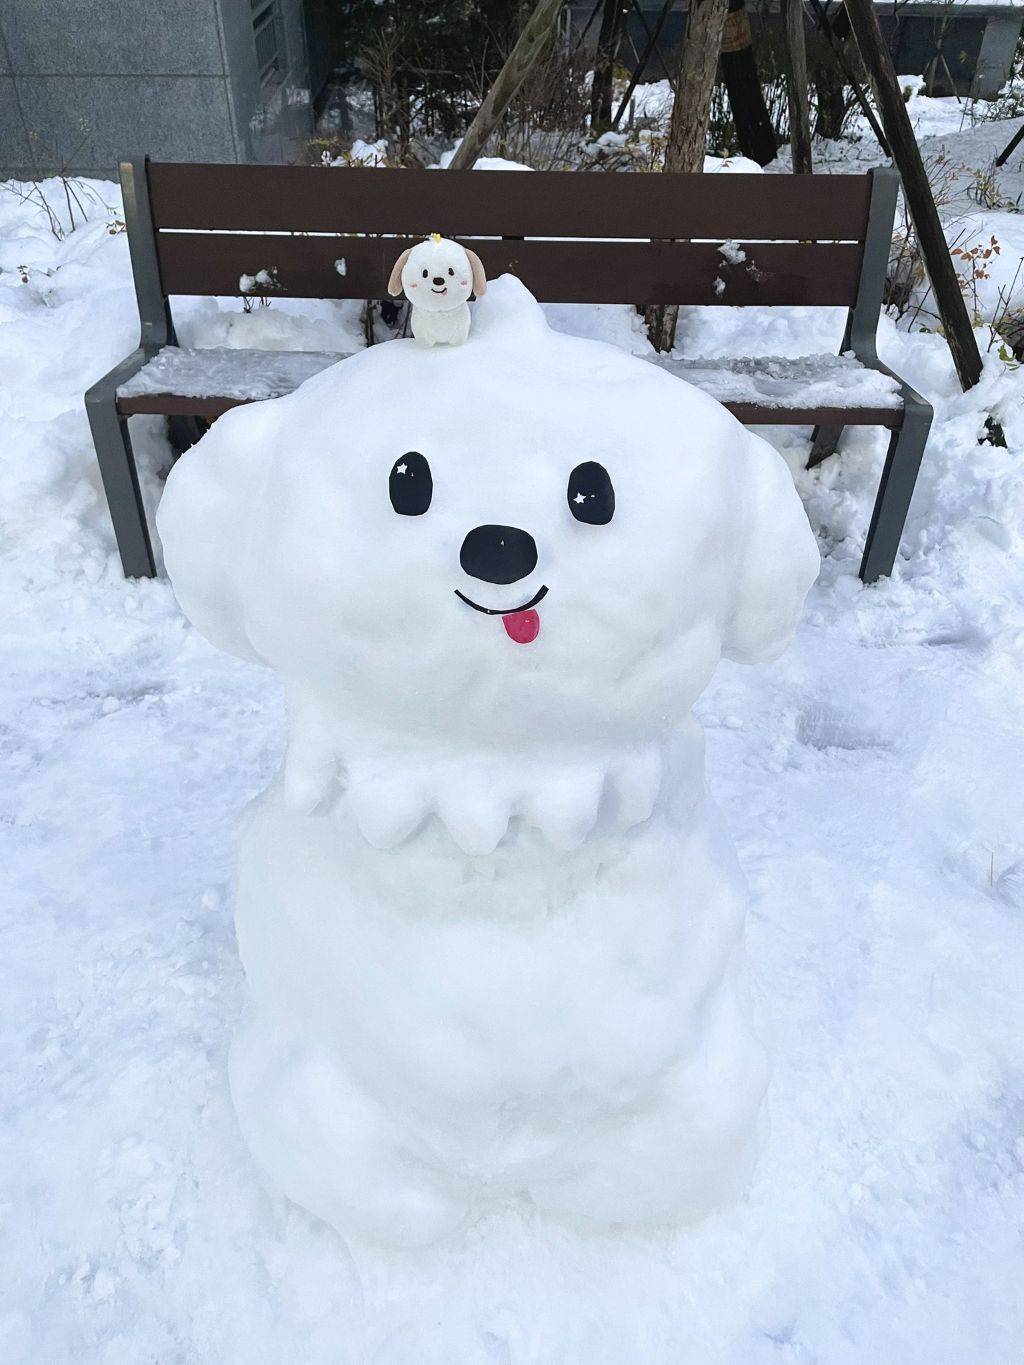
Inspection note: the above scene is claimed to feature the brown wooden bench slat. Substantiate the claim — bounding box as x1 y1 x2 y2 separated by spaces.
115 390 903 428
156 234 864 307
147 163 873 242
725 403 901 428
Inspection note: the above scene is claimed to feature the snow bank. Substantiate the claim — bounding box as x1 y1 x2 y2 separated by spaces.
433 145 534 172
631 79 674 122
704 154 764 175
945 209 1024 325
173 293 366 356
328 137 389 168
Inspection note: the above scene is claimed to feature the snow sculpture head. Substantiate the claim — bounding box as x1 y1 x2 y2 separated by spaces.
387 234 487 313
158 277 818 850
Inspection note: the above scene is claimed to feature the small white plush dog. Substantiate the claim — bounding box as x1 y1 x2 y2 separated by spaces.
387 234 487 346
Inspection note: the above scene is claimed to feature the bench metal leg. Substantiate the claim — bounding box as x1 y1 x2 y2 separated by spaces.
85 390 156 578
859 401 932 584
807 422 845 469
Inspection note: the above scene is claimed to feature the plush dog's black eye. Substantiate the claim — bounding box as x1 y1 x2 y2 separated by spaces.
421 268 428 279
390 452 432 516
448 267 454 276
567 462 614 525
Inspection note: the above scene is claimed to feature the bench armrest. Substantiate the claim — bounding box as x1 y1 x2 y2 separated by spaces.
854 352 933 425
84 346 154 410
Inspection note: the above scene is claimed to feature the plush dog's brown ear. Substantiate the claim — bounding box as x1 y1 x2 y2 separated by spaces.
387 248 412 298
464 247 487 297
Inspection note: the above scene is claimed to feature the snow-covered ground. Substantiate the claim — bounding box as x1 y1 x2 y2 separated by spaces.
2 145 1024 1362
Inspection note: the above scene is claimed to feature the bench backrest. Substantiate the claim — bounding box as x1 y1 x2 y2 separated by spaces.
122 159 897 351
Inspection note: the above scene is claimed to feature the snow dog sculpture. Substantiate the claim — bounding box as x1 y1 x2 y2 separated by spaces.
387 233 487 347
158 276 819 1247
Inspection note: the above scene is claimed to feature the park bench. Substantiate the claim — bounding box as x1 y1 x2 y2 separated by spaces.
86 158 931 584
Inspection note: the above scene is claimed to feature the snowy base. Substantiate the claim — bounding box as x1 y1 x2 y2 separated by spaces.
229 748 768 1247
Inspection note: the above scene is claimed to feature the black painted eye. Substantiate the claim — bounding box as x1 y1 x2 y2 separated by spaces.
448 267 454 276
421 268 428 278
389 452 432 516
567 462 614 525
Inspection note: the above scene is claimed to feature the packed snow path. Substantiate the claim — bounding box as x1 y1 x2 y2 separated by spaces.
2 179 1024 1363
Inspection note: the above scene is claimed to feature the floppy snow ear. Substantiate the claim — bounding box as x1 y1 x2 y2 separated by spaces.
464 247 487 297
156 402 276 666
721 432 820 665
387 248 412 298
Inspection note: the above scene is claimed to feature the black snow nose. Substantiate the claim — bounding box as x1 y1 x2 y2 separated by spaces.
460 525 538 585
433 276 445 286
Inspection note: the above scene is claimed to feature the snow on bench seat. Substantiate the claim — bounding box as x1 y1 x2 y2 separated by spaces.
118 347 347 402
118 345 902 415
649 352 902 410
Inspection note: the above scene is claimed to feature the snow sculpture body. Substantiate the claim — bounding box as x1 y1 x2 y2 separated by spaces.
158 277 819 1248
387 234 487 347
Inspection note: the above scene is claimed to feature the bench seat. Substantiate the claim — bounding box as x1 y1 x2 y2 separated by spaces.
116 343 905 428
653 352 903 426
116 346 351 415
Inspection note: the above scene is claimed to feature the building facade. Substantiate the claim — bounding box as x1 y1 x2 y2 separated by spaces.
0 0 320 180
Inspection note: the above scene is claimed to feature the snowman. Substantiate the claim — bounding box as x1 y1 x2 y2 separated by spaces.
157 276 819 1248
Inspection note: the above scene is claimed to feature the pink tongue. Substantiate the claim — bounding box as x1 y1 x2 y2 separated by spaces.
502 608 540 644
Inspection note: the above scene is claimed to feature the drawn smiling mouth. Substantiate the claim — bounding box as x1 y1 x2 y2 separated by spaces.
431 286 447 295
454 584 548 616
454 584 548 645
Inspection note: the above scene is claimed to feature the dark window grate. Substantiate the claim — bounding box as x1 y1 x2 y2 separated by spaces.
252 0 285 85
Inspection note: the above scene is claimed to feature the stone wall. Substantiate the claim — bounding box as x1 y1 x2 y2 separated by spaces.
0 0 313 181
